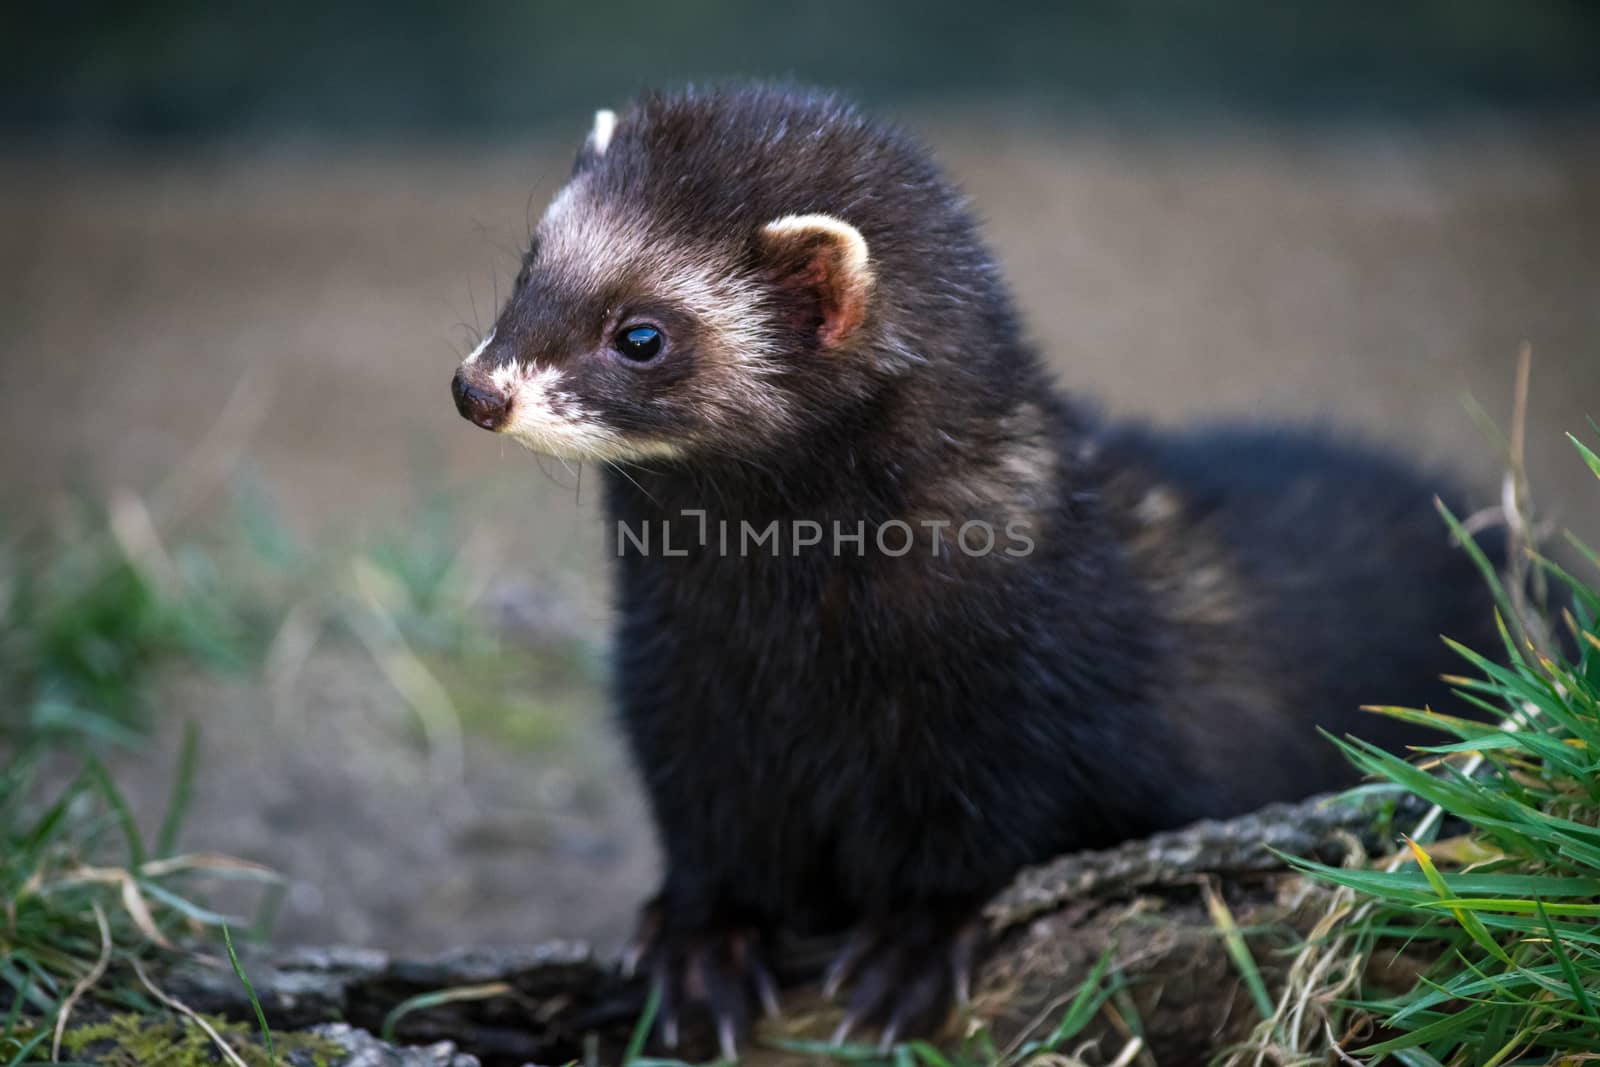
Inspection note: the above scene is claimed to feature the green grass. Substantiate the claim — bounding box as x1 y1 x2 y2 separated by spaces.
232 477 606 757
0 491 302 1059
0 496 254 745
1283 430 1600 1066
2 472 600 757
223 923 275 1066
0 478 577 1062
0 733 281 1063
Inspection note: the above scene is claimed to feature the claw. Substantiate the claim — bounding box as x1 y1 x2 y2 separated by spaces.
879 987 929 1054
652 955 680 1051
823 930 872 1000
950 921 982 1006
625 897 780 1057
622 902 663 980
684 950 709 1000
953 967 972 1007
754 962 782 1019
822 906 986 1046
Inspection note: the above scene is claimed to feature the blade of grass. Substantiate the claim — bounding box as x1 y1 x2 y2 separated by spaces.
1411 898 1600 917
0 971 32 1040
1403 837 1511 965
379 982 514 1045
49 903 111 1063
222 922 275 1067
1437 501 1523 662
156 721 199 858
80 757 145 870
1034 941 1119 1053
621 980 661 1067
1202 880 1274 1022
3 1022 55 1067
1533 899 1597 1025
1568 433 1600 481
906 1041 957 1067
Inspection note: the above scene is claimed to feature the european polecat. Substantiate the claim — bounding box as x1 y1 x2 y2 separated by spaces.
449 84 1499 1056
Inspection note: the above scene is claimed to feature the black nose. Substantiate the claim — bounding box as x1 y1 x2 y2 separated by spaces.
451 370 509 430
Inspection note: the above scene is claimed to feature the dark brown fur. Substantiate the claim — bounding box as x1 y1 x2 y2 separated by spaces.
450 83 1501 1053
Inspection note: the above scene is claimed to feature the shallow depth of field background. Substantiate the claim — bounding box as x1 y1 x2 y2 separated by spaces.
3 3 1598 954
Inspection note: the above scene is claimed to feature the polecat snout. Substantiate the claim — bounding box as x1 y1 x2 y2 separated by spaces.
450 84 1499 1057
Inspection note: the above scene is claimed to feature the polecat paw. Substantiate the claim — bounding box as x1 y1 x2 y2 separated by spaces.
824 910 984 1050
622 900 780 1060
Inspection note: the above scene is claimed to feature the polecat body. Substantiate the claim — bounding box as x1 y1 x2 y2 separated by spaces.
450 84 1499 1053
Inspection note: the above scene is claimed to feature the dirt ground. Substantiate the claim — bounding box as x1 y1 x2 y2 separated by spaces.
3 110 1598 956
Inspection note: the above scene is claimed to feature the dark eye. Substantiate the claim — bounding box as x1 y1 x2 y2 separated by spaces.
614 324 663 362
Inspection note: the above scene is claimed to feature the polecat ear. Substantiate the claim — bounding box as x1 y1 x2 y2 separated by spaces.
758 214 875 350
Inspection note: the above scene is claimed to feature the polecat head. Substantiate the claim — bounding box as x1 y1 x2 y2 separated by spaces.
450 83 1009 465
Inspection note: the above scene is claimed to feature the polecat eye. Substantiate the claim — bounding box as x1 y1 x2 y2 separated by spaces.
614 324 663 362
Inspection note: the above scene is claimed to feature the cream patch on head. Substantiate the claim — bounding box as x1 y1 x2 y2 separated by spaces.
487 360 683 463
537 175 638 281
463 328 496 364
588 109 616 155
532 176 792 436
538 178 777 370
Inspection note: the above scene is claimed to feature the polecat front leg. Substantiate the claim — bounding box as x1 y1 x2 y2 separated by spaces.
623 892 782 1060
824 901 987 1048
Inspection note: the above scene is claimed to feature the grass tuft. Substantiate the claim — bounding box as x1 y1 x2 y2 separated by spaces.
0 736 283 1044
1275 426 1600 1065
0 497 253 745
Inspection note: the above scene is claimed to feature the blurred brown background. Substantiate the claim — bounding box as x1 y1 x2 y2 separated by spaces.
2 2 1597 955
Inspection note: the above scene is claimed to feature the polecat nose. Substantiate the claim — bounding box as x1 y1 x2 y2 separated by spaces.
451 370 509 431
